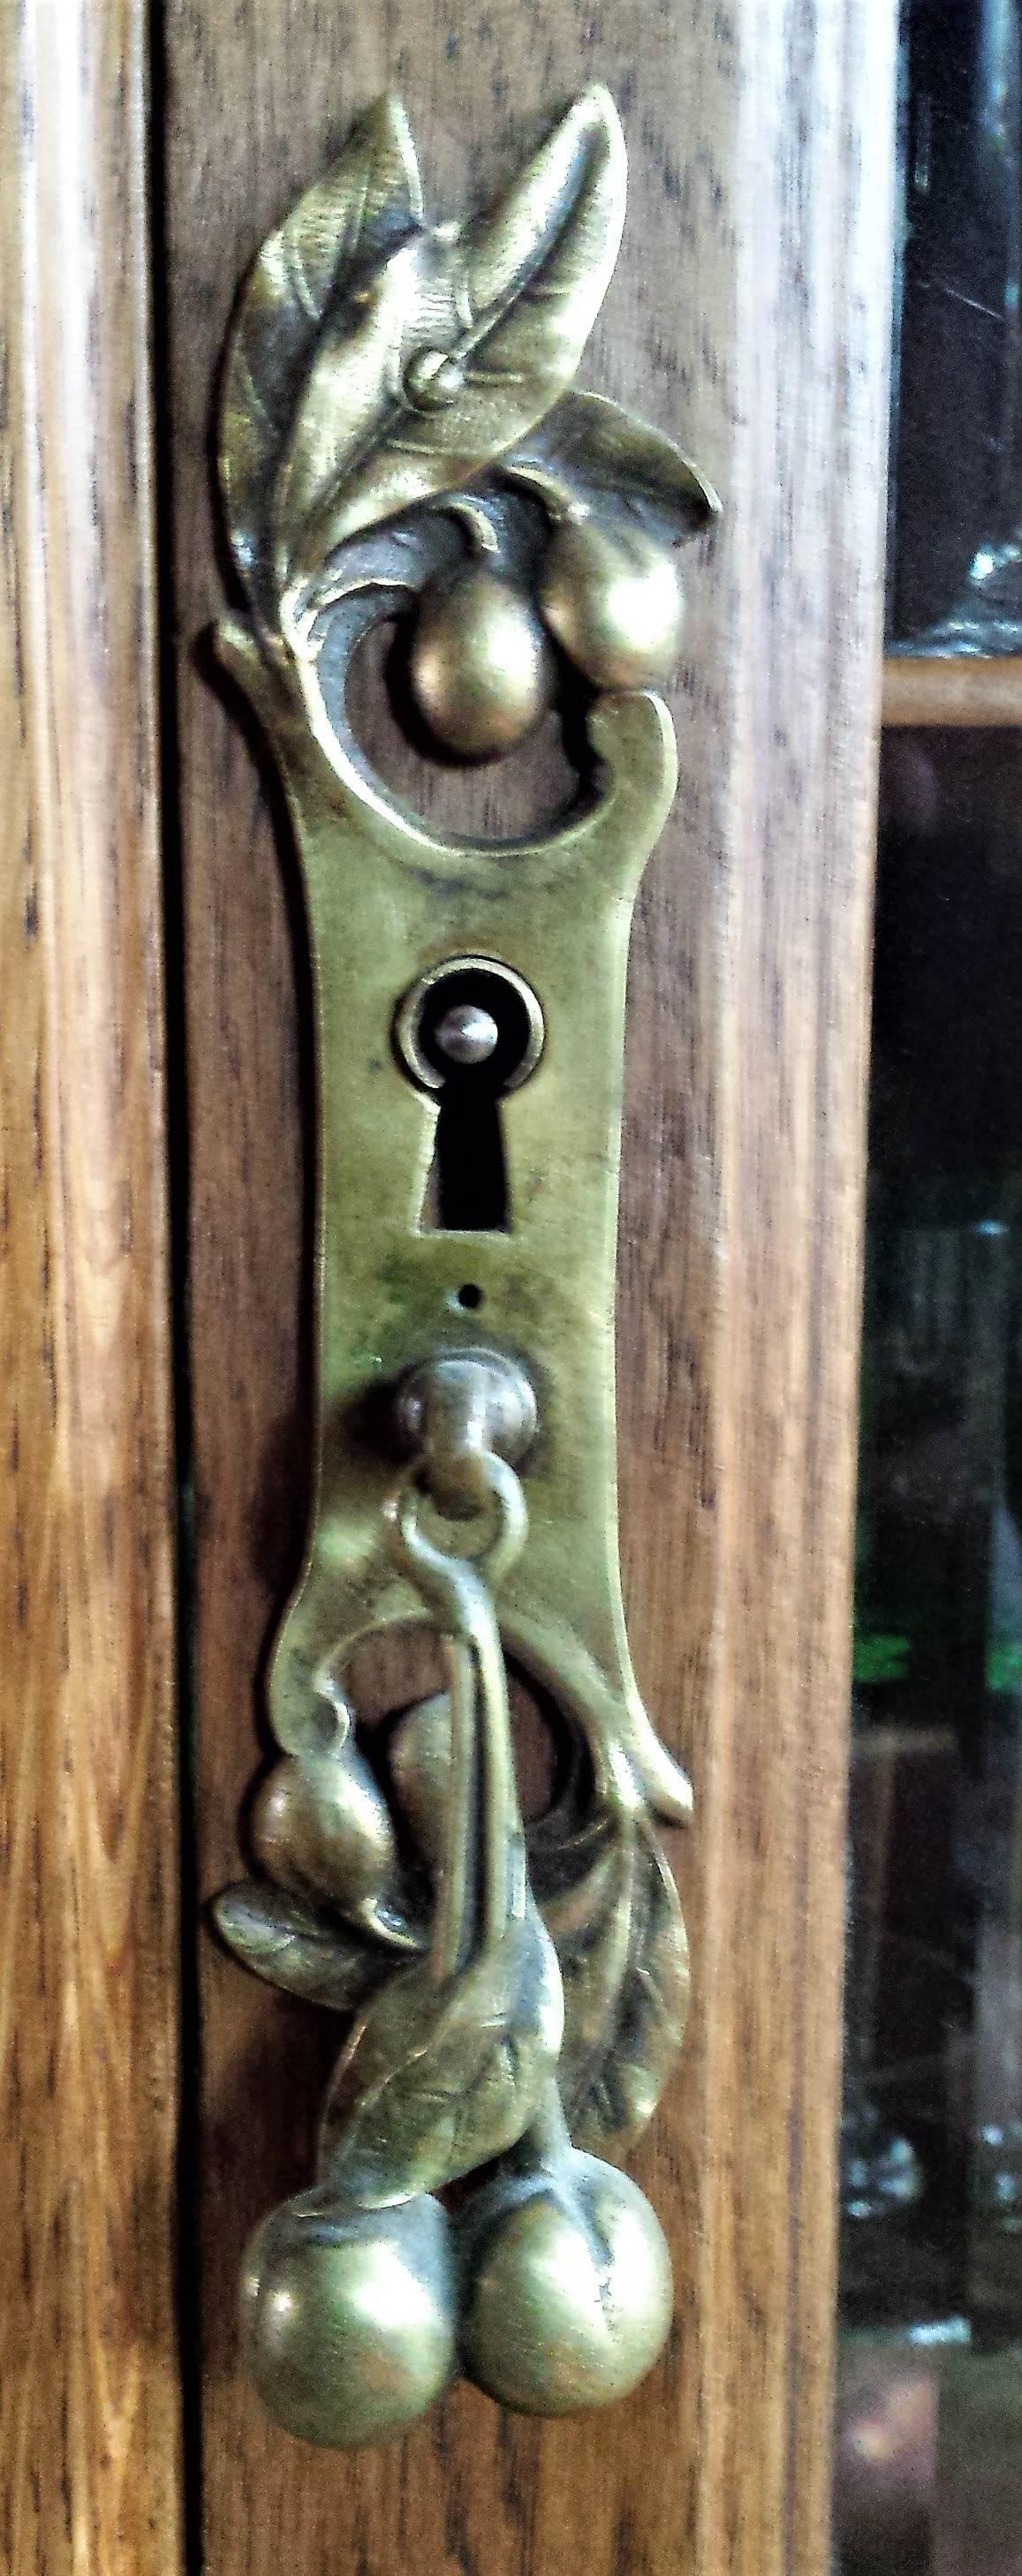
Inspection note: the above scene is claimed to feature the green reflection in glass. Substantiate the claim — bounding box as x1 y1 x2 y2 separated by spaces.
854 1633 913 1687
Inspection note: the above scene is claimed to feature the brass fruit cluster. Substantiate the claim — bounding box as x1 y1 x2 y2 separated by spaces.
236 1356 674 2446
409 505 687 759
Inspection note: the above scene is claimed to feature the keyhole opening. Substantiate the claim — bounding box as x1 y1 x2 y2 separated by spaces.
395 960 544 1235
433 1059 510 1231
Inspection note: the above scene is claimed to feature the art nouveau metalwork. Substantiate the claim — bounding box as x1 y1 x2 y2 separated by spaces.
213 85 718 2447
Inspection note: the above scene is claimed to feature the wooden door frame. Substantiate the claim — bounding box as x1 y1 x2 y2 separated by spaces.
0 3 182 2572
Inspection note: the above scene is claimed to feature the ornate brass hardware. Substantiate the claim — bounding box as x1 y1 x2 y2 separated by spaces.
212 85 718 2448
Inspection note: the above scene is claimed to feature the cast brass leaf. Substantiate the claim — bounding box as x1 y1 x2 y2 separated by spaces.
276 87 625 610
213 1882 392 2013
318 1903 564 2207
506 388 721 543
557 1829 690 2155
220 93 423 622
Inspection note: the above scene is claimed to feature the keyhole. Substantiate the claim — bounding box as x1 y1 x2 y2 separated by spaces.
394 960 544 1235
432 1044 508 1230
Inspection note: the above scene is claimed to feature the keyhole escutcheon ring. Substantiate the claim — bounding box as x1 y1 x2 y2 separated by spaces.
394 956 545 1096
395 956 546 1233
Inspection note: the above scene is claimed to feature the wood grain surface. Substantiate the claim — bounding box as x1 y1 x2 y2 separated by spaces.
0 4 182 2570
164 4 896 2571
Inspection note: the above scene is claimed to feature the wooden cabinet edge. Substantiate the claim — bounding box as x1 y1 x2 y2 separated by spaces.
0 4 184 2570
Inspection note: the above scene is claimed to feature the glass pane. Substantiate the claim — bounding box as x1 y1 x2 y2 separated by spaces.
834 730 1022 2572
837 0 1022 2548
888 0 1022 650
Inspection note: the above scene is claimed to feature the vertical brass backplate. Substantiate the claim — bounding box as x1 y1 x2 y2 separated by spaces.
211 86 718 2448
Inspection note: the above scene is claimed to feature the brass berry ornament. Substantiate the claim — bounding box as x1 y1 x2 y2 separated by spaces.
457 2106 675 2417
539 514 685 691
411 564 556 759
243 2189 456 2449
213 87 718 2450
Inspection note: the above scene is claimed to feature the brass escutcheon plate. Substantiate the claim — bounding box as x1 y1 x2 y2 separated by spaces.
211 85 717 2448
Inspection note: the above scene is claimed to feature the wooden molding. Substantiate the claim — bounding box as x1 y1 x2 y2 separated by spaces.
0 4 182 2568
883 656 1022 729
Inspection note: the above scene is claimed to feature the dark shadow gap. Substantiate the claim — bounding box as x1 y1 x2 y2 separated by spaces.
147 6 204 2568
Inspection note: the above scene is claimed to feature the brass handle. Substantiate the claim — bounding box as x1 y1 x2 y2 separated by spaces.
211 83 718 2448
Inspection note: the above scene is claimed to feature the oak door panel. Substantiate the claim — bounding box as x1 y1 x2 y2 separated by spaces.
164 4 896 2572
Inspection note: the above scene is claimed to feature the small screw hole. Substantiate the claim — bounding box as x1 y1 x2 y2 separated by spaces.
453 1283 484 1311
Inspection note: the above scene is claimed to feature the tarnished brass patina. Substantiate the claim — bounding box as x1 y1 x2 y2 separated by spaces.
212 85 718 2448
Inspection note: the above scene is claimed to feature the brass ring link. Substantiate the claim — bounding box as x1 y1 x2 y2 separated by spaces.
385 1446 528 1599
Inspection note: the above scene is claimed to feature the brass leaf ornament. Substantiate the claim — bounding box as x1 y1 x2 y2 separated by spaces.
213 89 717 2449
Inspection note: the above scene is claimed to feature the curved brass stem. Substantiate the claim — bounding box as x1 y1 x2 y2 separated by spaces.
389 1454 529 1978
434 1634 476 1985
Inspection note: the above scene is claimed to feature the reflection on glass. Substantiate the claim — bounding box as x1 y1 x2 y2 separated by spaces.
890 0 1022 650
835 734 1022 2575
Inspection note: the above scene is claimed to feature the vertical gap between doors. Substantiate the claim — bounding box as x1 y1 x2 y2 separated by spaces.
148 2 205 2565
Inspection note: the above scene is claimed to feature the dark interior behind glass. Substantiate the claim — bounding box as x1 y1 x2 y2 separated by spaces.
834 8 1022 2569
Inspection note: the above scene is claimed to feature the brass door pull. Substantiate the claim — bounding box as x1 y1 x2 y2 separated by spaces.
212 86 718 2448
